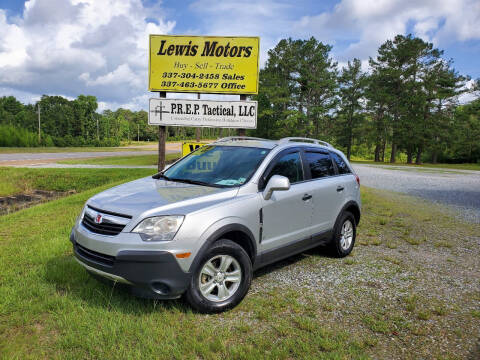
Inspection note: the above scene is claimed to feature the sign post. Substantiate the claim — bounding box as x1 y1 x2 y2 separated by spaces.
196 93 201 142
238 94 247 136
157 91 166 172
148 35 260 169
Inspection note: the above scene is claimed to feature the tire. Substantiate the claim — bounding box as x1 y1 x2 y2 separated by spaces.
330 211 356 257
184 239 252 313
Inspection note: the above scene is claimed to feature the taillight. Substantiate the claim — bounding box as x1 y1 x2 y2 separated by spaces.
355 174 360 186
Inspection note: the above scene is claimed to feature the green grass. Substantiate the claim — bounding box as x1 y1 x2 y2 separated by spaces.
0 167 155 197
0 180 371 359
58 153 181 166
351 159 480 171
0 173 479 358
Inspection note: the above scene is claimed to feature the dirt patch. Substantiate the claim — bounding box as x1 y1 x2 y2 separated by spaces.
0 158 60 166
0 189 76 215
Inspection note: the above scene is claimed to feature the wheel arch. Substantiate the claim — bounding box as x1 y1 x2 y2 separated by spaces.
188 224 257 273
338 200 361 226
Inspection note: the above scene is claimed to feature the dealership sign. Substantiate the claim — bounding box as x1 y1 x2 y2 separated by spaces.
182 141 204 156
149 35 259 94
148 98 257 129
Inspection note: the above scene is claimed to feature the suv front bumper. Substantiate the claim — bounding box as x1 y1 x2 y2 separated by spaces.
70 229 191 299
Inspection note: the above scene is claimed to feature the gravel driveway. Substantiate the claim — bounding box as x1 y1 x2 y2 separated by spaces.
353 164 480 223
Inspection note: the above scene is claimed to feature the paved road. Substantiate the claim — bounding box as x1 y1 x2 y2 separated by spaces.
0 150 156 162
14 164 158 169
353 164 480 223
0 143 181 166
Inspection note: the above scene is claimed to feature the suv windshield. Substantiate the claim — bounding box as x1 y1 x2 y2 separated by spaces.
162 145 270 187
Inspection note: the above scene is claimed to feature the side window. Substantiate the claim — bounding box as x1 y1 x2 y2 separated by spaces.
264 152 304 186
331 152 351 175
305 151 335 179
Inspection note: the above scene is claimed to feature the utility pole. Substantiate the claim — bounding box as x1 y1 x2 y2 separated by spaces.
96 116 99 140
37 103 41 143
137 123 139 142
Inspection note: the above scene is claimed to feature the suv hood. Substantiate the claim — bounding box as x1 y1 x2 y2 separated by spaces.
88 176 238 216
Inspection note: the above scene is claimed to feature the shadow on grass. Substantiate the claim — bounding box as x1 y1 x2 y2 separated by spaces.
44 246 333 313
44 254 190 314
253 245 333 279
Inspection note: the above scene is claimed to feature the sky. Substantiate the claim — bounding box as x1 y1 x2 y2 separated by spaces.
0 0 479 111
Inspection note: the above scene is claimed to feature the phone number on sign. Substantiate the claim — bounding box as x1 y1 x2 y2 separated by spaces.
160 81 246 90
162 72 220 80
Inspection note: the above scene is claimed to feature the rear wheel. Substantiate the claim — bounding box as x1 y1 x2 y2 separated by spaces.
330 211 356 257
185 239 252 313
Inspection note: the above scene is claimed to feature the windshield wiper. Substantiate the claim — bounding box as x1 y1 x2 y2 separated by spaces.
152 173 170 180
153 173 226 188
168 178 226 188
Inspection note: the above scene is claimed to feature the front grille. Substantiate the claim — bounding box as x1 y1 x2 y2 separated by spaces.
76 244 115 267
81 206 130 236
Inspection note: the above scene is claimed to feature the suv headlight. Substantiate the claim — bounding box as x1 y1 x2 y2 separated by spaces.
132 215 184 242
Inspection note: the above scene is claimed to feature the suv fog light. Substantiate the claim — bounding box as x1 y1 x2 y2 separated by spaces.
151 282 170 295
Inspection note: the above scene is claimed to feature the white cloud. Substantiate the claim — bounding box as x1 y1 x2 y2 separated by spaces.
189 0 480 74
294 0 480 63
0 0 174 109
189 0 295 66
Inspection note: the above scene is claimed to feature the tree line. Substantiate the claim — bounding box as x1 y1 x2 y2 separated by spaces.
250 34 480 164
0 94 227 147
0 34 479 163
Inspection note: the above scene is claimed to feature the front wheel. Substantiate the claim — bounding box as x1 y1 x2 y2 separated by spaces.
330 211 356 257
184 239 252 313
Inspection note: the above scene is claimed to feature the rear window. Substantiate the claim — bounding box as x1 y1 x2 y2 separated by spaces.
305 152 335 179
331 152 351 174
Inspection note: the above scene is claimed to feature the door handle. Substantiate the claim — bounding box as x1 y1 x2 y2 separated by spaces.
302 194 312 201
336 186 345 192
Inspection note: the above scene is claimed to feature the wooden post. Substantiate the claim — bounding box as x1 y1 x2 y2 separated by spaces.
237 94 247 136
195 93 201 142
158 91 167 172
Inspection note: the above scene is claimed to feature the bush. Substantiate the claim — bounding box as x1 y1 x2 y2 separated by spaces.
92 138 120 147
0 124 39 147
0 125 122 148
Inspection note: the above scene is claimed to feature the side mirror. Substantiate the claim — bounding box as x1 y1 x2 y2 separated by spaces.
263 175 290 200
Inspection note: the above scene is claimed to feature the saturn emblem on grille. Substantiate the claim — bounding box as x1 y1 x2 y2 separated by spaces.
95 214 103 224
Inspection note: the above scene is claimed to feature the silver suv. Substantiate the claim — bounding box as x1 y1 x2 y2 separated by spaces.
71 137 361 313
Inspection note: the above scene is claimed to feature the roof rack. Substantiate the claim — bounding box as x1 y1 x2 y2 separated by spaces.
214 136 268 143
279 137 333 148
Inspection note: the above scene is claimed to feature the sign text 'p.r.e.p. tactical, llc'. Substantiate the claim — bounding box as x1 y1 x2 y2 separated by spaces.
148 98 257 129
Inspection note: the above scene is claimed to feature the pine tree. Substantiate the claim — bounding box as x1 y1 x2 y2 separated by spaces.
336 58 366 159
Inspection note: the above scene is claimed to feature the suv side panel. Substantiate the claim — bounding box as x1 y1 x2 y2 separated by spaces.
329 150 361 219
258 148 315 252
302 148 346 234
